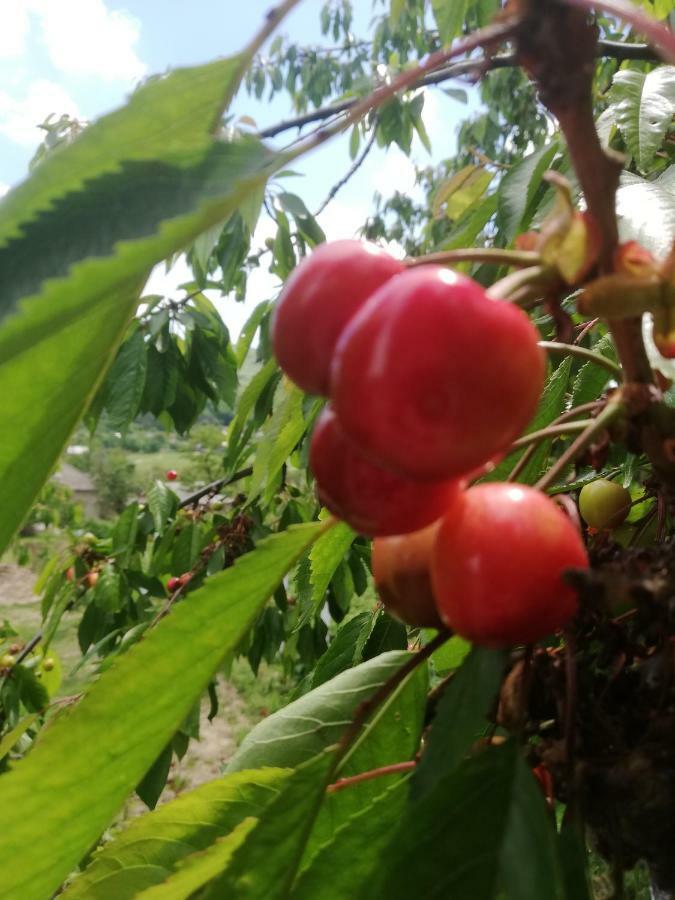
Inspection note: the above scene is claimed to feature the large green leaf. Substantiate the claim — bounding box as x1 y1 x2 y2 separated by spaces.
412 648 506 800
308 520 356 616
63 768 289 899
226 651 414 772
375 742 564 900
291 779 409 899
432 0 469 44
136 820 257 900
202 752 335 899
0 522 324 900
497 141 559 243
0 52 286 553
304 654 427 859
610 66 675 173
616 169 675 259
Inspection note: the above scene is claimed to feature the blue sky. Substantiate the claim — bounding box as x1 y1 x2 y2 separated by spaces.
0 1 475 335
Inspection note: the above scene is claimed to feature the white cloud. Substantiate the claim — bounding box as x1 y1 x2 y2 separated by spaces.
35 0 145 83
0 78 80 147
0 7 30 60
0 1 145 83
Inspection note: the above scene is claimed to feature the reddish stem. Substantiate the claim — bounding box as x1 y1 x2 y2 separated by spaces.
327 760 417 793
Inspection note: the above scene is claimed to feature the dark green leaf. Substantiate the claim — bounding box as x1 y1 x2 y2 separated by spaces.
0 522 325 900
136 743 173 810
413 647 506 800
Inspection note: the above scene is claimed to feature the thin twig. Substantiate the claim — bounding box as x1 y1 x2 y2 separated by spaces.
315 125 378 216
511 420 594 450
539 340 623 378
177 467 253 509
405 248 541 269
535 399 624 492
561 0 675 64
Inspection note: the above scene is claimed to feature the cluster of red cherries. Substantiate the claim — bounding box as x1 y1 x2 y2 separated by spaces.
272 240 589 647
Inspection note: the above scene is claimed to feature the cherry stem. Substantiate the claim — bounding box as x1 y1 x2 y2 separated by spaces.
538 340 623 378
511 420 595 450
486 265 556 303
327 760 417 793
535 399 625 492
405 249 542 269
507 401 605 482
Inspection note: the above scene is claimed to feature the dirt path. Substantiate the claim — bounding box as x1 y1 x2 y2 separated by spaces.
0 563 37 606
0 562 246 808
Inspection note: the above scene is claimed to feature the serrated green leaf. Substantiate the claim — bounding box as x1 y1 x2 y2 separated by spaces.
147 480 176 533
136 819 257 900
101 328 147 430
413 647 506 800
611 66 675 173
226 358 278 467
305 654 427 860
112 502 140 567
235 301 270 366
435 191 498 251
62 768 290 900
0 49 287 554
305 520 356 620
497 141 559 243
572 334 618 406
310 613 372 689
292 779 409 899
249 379 308 503
136 743 173 810
485 357 573 485
227 650 414 772
375 742 563 900
432 0 468 44
203 752 335 899
433 165 493 221
0 521 325 900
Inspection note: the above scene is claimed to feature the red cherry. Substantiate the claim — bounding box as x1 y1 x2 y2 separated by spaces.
65 566 75 582
310 407 460 537
166 470 178 481
431 484 588 647
86 570 99 588
331 266 545 481
372 522 444 628
272 240 404 396
167 576 181 592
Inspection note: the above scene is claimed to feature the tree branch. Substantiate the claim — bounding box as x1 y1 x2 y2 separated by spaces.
177 467 253 509
256 41 657 140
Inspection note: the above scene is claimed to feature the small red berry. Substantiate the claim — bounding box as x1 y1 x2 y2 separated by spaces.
167 576 181 592
431 484 588 647
166 470 178 481
86 571 99 588
65 566 75 582
372 522 444 628
331 266 545 481
272 240 404 396
310 407 460 537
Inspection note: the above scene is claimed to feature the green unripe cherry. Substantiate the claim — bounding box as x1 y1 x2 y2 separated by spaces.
579 478 632 530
